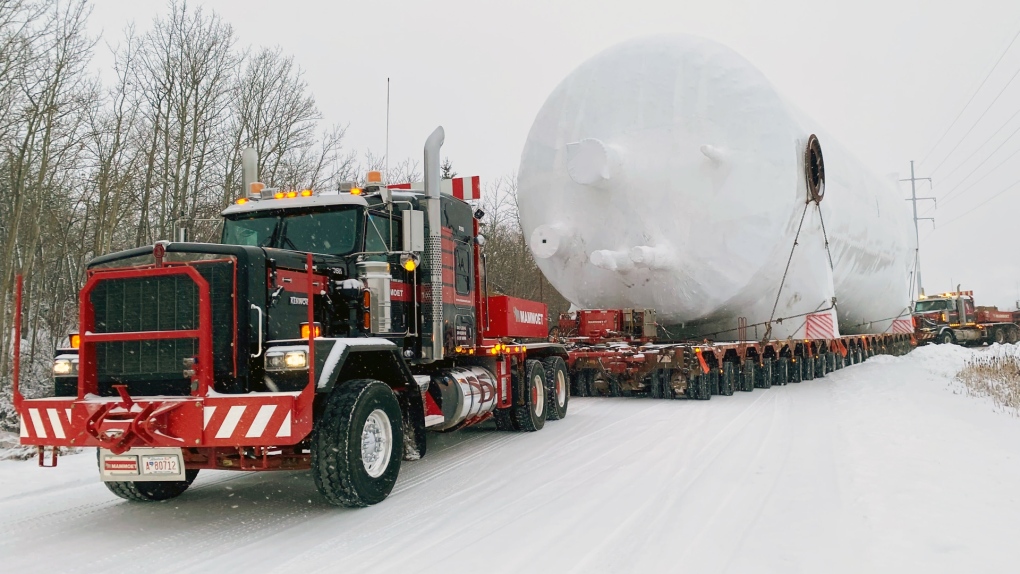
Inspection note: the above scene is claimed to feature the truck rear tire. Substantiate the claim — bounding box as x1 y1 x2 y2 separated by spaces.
312 379 403 507
512 360 547 432
993 327 1007 345
494 407 517 431
103 466 199 502
543 357 569 420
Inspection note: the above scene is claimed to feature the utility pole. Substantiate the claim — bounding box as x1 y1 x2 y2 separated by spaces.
901 160 934 300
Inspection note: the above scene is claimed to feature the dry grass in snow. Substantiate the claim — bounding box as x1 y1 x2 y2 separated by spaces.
955 346 1020 415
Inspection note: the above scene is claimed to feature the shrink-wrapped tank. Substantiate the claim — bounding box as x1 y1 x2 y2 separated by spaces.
518 35 914 339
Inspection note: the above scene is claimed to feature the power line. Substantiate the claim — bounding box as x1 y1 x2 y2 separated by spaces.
919 21 1020 167
939 120 1020 206
926 64 1020 176
936 105 1020 183
939 177 1020 228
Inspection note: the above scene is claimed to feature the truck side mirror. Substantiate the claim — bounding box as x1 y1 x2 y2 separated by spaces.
403 210 425 252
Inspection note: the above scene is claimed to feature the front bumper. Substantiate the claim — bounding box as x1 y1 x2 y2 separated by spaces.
18 391 312 454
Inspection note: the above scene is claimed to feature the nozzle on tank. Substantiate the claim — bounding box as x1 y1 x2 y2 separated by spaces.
566 138 623 187
590 249 634 272
628 245 673 269
531 224 574 259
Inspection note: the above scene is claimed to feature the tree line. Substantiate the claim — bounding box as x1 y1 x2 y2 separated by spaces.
0 1 565 430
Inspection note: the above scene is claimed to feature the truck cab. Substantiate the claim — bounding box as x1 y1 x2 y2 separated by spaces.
913 290 1018 345
16 127 569 508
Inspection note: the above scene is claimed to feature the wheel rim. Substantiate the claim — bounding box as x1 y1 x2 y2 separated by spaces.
556 371 567 408
995 330 1006 344
361 409 392 478
531 373 545 417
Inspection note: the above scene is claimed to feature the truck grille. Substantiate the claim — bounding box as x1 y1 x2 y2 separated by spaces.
91 261 235 394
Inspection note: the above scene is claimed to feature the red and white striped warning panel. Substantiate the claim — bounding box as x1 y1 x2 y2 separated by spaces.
203 402 293 442
18 393 312 448
20 405 73 441
890 318 914 334
388 176 481 201
805 312 838 340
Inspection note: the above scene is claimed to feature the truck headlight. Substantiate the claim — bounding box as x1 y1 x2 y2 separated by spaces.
53 358 77 375
265 349 308 371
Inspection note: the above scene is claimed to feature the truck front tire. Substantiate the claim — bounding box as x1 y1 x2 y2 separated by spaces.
99 449 199 502
312 379 403 507
938 331 955 345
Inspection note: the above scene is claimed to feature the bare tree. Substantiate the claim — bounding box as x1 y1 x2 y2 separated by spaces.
478 174 569 318
0 0 95 380
0 0 474 430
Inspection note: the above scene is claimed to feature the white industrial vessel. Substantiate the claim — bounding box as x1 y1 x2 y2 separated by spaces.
518 34 914 339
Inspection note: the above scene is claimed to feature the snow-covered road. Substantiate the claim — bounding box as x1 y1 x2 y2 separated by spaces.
3 345 1019 573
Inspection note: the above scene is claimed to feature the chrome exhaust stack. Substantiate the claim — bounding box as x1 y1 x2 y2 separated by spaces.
423 127 445 362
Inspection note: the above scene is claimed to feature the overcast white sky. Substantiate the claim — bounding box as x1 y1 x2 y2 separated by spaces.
86 0 1020 308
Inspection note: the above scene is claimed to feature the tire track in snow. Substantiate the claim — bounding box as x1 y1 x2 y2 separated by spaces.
276 398 664 573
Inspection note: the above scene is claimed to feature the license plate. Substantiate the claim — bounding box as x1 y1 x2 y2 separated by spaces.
100 447 186 481
142 455 180 475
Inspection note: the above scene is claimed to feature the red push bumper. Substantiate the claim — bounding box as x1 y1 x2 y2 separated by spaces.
18 390 313 454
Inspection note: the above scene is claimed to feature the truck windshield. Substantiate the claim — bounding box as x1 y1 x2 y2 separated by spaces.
914 299 949 313
222 206 363 256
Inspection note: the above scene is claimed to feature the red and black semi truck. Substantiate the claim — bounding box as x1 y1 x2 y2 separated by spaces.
912 289 1020 346
13 127 568 507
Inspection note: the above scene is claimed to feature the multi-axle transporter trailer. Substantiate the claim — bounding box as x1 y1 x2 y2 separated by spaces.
13 127 570 507
556 309 915 399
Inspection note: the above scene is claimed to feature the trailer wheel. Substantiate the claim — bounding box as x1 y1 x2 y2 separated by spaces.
706 370 720 395
775 358 789 385
790 359 803 383
570 371 585 397
740 362 755 392
937 331 955 345
802 356 815 381
572 370 589 397
103 466 199 502
720 363 736 396
687 373 710 400
311 379 403 507
650 371 664 399
755 360 773 389
543 357 569 420
512 360 547 432
662 371 678 399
